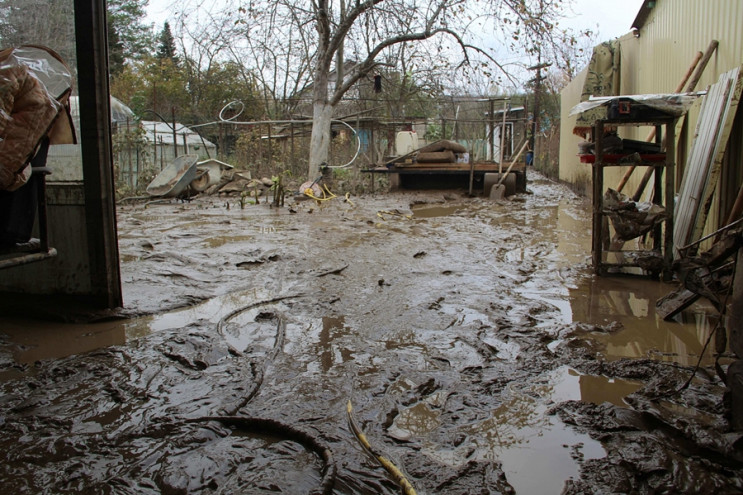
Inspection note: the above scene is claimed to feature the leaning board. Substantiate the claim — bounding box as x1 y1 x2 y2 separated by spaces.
674 66 743 257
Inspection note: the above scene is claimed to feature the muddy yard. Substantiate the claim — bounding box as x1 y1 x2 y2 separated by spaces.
1 172 741 494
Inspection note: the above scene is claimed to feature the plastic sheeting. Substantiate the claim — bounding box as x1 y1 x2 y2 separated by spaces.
8 46 74 100
68 96 135 129
570 93 702 118
604 188 666 242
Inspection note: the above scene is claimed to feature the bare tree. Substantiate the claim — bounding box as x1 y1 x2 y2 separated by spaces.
297 0 568 178
230 6 316 118
0 0 76 64
171 0 570 179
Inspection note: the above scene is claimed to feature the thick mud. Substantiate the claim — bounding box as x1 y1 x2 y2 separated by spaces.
1 172 741 494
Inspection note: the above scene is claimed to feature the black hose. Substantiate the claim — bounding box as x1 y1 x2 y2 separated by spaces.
188 415 337 495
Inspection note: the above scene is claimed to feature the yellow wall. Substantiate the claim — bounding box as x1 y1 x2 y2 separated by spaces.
558 68 589 189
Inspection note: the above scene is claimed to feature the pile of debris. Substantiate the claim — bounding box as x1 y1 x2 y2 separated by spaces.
207 170 274 198
409 140 469 168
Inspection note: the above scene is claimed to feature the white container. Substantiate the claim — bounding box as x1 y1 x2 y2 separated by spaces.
456 152 470 163
395 131 419 156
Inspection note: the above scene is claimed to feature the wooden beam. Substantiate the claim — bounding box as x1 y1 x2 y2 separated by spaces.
74 0 123 308
616 49 703 193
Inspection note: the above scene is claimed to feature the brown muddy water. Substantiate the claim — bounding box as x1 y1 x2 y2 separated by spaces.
1 172 741 494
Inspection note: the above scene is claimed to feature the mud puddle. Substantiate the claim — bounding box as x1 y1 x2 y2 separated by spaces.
1 172 740 494
566 276 723 367
411 203 465 218
0 288 283 375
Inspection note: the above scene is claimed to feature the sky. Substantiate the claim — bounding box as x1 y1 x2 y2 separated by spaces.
559 0 646 40
145 0 647 43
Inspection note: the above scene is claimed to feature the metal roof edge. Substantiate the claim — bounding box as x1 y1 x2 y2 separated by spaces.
631 0 656 30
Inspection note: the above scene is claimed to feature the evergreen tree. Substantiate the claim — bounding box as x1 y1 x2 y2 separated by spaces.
107 0 153 75
156 22 178 65
0 0 151 75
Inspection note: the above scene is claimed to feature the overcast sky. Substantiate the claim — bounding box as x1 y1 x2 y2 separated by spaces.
146 0 647 42
559 0 646 40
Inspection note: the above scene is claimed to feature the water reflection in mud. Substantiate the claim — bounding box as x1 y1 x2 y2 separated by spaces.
514 194 720 368
569 276 719 366
546 365 643 406
457 373 607 495
0 317 128 365
318 315 353 372
0 288 283 370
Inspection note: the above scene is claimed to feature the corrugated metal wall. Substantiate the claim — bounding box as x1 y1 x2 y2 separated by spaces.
560 0 743 237
623 0 743 101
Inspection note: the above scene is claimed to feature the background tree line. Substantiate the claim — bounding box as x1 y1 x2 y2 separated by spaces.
0 0 595 182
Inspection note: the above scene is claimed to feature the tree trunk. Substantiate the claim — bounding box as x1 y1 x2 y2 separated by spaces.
308 77 333 179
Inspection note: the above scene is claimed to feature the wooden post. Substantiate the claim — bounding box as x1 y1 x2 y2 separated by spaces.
593 122 604 274
719 182 743 239
73 0 122 308
172 107 178 158
468 154 474 196
266 124 273 171
663 119 676 280
370 123 376 165
632 124 663 203
499 100 507 175
489 99 495 162
126 117 133 188
685 40 719 92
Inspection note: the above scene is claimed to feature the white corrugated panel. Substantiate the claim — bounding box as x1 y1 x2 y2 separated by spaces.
674 66 743 256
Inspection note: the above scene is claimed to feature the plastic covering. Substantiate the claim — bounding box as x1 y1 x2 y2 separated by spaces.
9 46 74 100
603 188 666 242
569 93 702 118
0 45 73 191
67 96 135 133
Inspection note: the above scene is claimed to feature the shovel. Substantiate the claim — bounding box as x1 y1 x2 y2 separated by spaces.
490 140 529 200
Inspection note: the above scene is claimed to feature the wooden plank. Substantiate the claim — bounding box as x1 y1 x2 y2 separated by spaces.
656 287 700 320
674 84 724 243
658 225 741 319
664 121 676 280
684 40 720 92
396 162 526 172
616 49 704 193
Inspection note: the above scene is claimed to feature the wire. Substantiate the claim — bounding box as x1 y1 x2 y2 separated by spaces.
212 101 361 169
304 184 338 202
187 416 337 495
